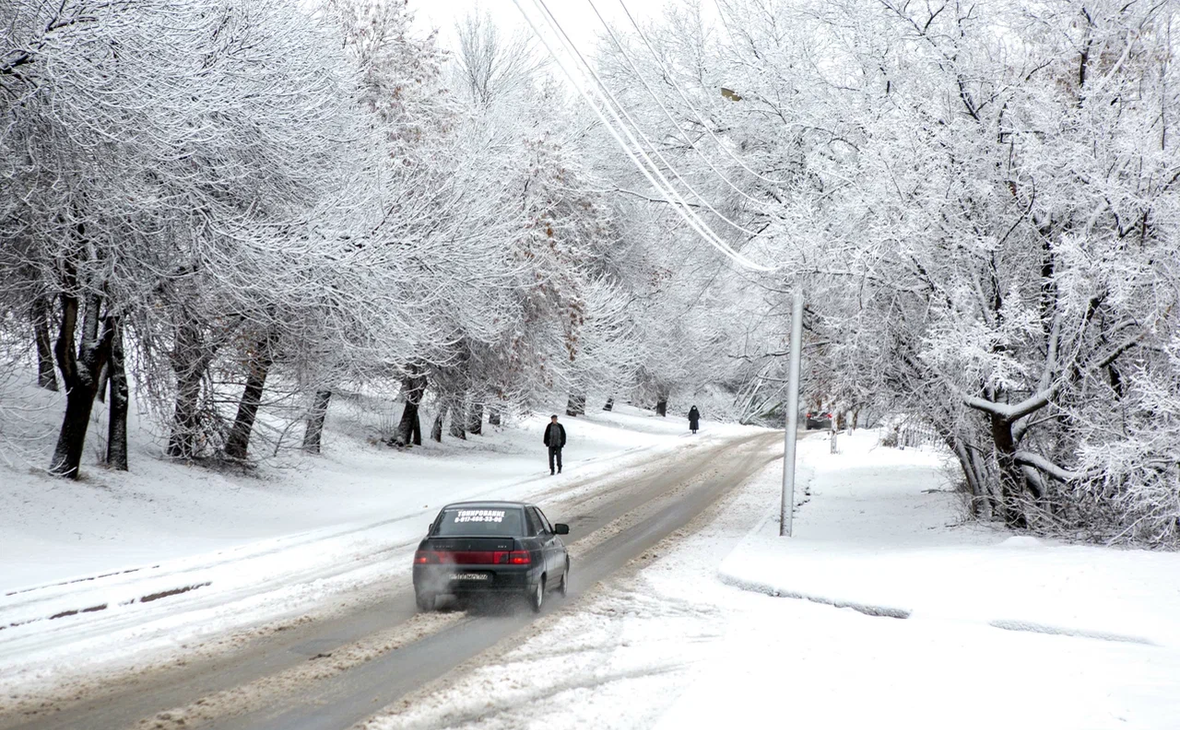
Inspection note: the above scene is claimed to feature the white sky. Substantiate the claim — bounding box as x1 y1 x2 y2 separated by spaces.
412 0 666 58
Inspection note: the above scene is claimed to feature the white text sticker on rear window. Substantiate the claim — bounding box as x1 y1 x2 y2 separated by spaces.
454 509 506 523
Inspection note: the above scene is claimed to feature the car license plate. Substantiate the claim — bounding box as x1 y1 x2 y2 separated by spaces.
453 573 489 581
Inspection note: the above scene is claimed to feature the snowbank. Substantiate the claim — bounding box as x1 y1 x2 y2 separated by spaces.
719 429 1180 648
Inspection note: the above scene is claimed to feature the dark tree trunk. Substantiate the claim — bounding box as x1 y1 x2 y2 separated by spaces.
603 397 614 411
395 370 427 446
168 320 213 459
105 316 129 471
49 292 113 479
32 295 58 391
224 329 278 461
449 397 467 440
655 398 667 417
565 393 586 417
95 362 109 403
468 401 483 435
431 403 448 443
990 413 1038 528
51 384 101 478
488 407 501 426
302 389 333 453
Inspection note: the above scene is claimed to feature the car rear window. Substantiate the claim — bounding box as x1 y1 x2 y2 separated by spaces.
433 508 525 537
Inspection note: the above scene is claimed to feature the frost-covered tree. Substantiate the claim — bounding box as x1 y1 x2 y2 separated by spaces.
0 0 401 471
696 0 1180 539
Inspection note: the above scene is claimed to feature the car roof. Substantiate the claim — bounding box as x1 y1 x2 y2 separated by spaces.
440 500 532 510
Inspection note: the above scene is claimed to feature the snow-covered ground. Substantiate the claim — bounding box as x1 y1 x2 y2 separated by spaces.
1 396 699 590
368 430 1180 730
721 430 1180 648
0 389 744 699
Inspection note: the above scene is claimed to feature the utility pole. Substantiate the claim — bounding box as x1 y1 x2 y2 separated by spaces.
780 291 803 537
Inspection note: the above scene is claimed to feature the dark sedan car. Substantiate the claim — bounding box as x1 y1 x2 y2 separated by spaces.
412 500 570 612
805 411 833 430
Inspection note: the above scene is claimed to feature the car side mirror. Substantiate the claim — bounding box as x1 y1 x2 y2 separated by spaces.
554 523 570 535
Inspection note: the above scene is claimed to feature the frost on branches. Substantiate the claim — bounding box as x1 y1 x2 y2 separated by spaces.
3 0 1177 547
670 0 1180 543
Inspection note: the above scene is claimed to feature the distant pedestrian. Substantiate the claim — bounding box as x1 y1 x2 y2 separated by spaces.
688 405 700 434
543 414 566 475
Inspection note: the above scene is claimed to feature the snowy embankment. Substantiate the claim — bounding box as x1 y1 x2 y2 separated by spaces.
369 429 1180 730
0 395 735 693
719 430 1180 648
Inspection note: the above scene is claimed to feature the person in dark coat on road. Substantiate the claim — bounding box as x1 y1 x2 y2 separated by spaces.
543 414 566 474
688 405 700 434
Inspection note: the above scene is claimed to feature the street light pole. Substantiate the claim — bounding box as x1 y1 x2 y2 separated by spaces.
781 290 803 537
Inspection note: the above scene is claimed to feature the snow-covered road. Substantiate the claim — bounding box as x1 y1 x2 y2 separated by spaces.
0 405 745 708
0 423 780 730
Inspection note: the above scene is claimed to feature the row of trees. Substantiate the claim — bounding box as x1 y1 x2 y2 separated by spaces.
0 0 692 478
6 0 1176 546
597 0 1180 543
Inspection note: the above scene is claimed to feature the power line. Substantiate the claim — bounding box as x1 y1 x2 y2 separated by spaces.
585 0 770 211
512 0 767 271
563 0 765 236
534 0 767 261
612 0 791 186
516 0 773 272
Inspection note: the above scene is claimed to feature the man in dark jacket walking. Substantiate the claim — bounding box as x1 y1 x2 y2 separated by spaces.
543 414 566 475
688 405 700 434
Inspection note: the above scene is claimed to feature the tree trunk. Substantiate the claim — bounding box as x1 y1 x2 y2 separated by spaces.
468 401 483 435
105 316 129 471
603 397 614 411
49 292 113 479
990 413 1030 528
32 295 58 391
655 398 667 417
449 397 467 440
565 393 586 417
302 389 333 453
168 320 213 459
224 329 278 461
830 410 838 454
431 402 448 443
94 362 110 403
50 383 102 478
488 407 501 426
395 370 427 446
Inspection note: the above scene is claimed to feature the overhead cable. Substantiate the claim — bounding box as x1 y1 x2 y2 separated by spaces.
585 0 770 211
515 0 773 272
613 0 792 186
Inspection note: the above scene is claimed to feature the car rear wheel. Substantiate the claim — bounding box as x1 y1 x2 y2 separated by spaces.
415 591 435 612
529 577 545 613
559 562 569 597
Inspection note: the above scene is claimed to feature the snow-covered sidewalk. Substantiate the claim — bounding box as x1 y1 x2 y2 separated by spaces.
721 430 1180 648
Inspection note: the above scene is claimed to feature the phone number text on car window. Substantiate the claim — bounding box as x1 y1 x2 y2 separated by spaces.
453 509 506 523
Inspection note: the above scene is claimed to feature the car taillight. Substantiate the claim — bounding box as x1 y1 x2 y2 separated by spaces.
495 550 531 565
414 550 440 564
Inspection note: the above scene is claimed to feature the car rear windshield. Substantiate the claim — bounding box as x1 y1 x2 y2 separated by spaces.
433 507 525 537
